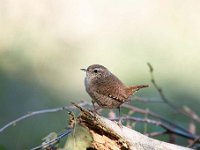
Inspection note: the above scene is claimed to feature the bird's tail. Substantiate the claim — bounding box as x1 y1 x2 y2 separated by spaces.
126 84 149 95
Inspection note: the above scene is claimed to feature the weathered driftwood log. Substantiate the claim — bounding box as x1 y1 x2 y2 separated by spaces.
64 104 192 150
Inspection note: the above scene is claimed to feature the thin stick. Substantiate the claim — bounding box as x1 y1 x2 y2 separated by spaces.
1 101 197 142
147 62 179 110
133 96 163 103
30 128 73 150
187 136 200 148
0 101 88 133
145 131 168 137
121 104 197 140
112 116 197 140
147 63 200 123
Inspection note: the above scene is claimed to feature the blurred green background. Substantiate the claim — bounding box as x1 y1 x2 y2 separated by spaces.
0 0 200 149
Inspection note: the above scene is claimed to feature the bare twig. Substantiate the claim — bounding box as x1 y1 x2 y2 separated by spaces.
30 128 73 150
147 63 200 124
143 108 149 134
183 106 200 123
187 136 200 148
0 101 89 133
1 100 197 141
121 104 197 140
112 116 196 140
145 131 168 137
133 96 163 103
147 62 179 110
1 99 198 148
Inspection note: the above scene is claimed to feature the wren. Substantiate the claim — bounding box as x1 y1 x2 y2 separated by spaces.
81 64 148 123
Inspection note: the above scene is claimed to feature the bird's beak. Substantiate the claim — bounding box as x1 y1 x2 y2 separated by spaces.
80 68 87 72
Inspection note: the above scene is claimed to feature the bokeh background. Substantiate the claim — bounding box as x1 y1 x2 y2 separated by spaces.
0 0 200 149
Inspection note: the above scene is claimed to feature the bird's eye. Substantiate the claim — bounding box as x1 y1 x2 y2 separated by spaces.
94 69 98 73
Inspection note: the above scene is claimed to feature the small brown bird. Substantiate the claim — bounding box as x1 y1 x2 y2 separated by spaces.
81 64 148 122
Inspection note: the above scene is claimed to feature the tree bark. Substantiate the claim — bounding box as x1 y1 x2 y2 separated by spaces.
66 104 193 150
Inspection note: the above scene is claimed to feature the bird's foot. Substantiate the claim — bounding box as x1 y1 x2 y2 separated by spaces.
89 108 100 116
116 119 123 128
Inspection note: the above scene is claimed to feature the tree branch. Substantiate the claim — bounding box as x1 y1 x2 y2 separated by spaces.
147 63 200 124
0 101 88 133
71 103 193 150
30 128 73 150
1 101 197 142
121 104 196 140
111 116 197 140
145 131 168 137
147 63 179 110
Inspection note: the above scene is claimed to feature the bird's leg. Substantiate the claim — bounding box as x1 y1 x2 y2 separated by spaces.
91 100 100 115
117 106 122 127
92 100 96 111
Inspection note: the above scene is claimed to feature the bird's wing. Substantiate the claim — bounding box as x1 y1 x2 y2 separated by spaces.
94 75 128 102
